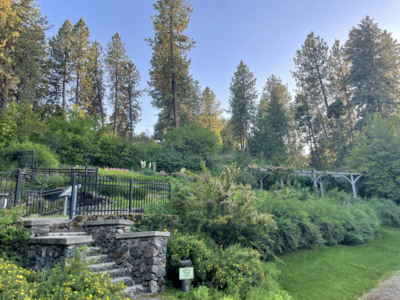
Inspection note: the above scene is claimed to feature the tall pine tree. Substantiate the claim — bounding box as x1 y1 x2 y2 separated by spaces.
147 0 196 129
121 60 144 139
229 60 258 153
83 41 106 124
199 86 223 136
105 33 129 137
250 75 291 160
70 18 90 110
344 16 400 129
48 19 73 111
0 0 48 111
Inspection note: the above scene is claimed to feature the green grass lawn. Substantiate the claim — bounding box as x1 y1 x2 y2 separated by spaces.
278 226 400 300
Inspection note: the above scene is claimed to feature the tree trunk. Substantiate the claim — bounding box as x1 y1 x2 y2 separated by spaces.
114 62 118 138
129 81 133 140
62 70 66 112
313 52 329 110
75 70 79 108
170 18 179 128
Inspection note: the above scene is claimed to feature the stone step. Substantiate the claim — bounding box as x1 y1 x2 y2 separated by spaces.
125 285 145 298
85 254 108 264
93 268 125 279
88 262 117 272
49 232 88 236
112 276 134 287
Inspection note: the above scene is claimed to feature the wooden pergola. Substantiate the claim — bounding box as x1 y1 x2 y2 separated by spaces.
256 168 364 197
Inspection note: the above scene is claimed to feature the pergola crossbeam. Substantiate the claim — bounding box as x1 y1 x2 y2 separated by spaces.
256 167 364 197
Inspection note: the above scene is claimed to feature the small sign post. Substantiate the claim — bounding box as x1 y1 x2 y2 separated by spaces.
179 260 193 292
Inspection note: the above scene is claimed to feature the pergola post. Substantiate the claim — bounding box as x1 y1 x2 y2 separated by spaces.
260 172 269 190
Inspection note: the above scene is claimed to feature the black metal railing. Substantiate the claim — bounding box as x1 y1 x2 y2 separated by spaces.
71 173 171 217
0 168 171 218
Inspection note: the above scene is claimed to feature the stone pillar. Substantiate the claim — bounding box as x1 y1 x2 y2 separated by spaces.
115 231 170 293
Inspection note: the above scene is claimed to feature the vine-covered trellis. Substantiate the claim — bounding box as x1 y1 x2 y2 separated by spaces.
248 165 364 197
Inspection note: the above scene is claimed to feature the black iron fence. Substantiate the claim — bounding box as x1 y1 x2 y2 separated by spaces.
71 173 171 217
0 168 171 217
1 150 35 169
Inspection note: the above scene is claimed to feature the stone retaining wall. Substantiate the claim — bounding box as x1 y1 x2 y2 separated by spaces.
12 217 170 294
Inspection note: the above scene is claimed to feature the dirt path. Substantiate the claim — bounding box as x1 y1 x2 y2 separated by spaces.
360 271 400 300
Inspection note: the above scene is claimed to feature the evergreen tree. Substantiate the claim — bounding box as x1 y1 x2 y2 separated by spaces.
121 60 144 140
199 86 223 136
292 32 330 111
0 0 48 111
105 33 129 137
83 41 106 125
344 16 400 129
147 0 196 129
292 32 331 169
250 75 291 160
70 18 90 109
326 39 354 167
294 92 323 169
228 60 258 153
48 19 73 111
189 80 202 125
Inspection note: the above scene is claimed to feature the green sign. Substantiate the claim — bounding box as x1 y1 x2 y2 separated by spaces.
179 267 194 280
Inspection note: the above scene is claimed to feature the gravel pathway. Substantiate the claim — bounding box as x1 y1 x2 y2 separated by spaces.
360 271 400 300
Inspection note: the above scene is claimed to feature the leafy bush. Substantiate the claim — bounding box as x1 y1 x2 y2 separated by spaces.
0 206 29 260
0 140 59 169
235 169 259 188
167 231 264 290
30 174 70 190
155 147 184 174
167 231 291 300
254 185 380 256
0 252 126 299
170 162 275 247
369 197 400 227
163 125 220 159
184 154 203 172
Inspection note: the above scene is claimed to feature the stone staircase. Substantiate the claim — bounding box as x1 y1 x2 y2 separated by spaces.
80 246 144 298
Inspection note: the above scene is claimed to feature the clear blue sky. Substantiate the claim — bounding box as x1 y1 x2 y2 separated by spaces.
37 0 400 135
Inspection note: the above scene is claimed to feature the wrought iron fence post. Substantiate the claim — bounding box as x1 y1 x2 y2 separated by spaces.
169 182 172 200
69 174 77 219
32 149 35 169
129 179 133 213
95 167 99 195
49 167 51 176
14 169 22 206
84 166 88 208
38 189 43 215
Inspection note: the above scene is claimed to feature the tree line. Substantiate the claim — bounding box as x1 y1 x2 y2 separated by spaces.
1 0 400 170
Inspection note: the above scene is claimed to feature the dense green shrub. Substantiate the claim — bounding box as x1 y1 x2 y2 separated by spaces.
254 189 323 255
167 231 291 300
0 140 59 169
155 147 184 173
0 206 30 260
27 174 70 190
235 169 259 188
184 154 203 171
163 125 220 158
369 197 400 227
254 186 380 256
170 162 275 247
